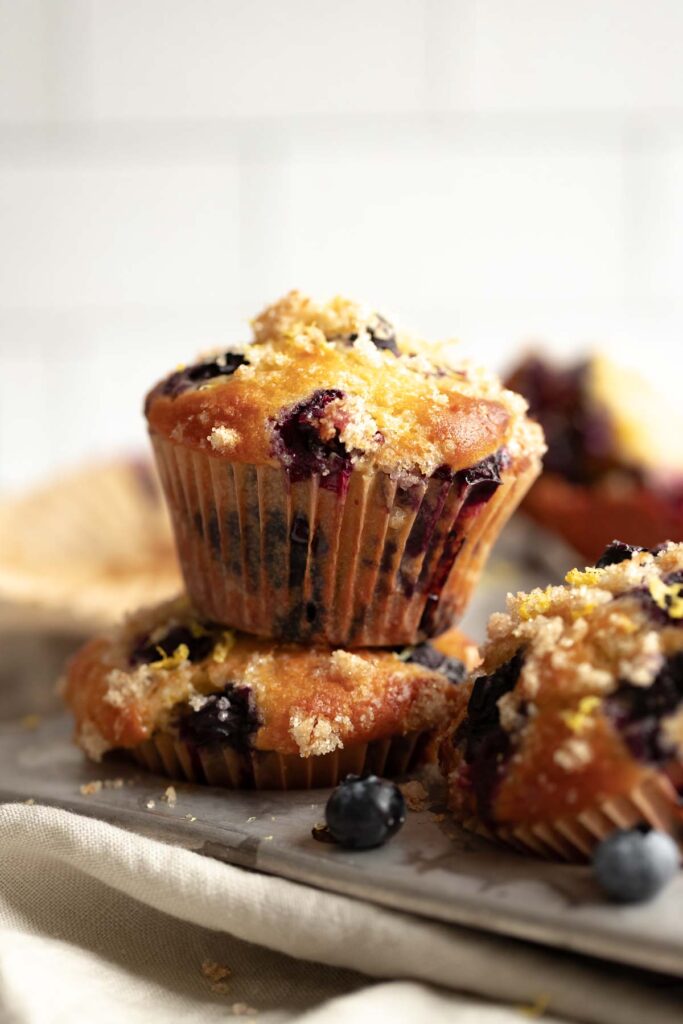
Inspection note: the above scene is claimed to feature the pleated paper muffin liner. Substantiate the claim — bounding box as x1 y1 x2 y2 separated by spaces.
523 473 683 565
130 728 431 791
463 772 682 863
151 432 541 646
0 458 181 632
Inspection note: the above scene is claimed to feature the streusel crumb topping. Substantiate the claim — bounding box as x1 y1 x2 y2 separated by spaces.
63 595 466 759
146 290 544 478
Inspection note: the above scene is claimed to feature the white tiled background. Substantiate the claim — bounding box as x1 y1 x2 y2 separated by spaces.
1 0 682 493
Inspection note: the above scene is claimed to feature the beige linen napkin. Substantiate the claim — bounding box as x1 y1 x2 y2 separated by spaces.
0 804 679 1024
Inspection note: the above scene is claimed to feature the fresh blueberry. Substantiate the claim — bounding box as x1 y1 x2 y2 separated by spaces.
593 827 679 903
595 541 648 569
325 774 406 849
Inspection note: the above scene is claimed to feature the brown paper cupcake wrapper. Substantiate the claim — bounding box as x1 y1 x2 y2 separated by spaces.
0 458 181 632
130 728 431 791
465 773 683 863
151 433 540 646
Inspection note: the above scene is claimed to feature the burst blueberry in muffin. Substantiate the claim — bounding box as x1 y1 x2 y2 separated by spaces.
506 352 683 561
62 597 473 789
145 291 545 646
440 541 683 860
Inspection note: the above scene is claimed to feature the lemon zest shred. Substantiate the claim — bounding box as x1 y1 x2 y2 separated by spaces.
561 695 601 733
189 619 210 639
518 587 554 621
648 577 683 619
149 643 190 670
565 567 603 588
212 631 236 664
570 601 597 620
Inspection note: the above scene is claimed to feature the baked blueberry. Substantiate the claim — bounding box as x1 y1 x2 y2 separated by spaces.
366 313 399 355
130 625 216 666
457 451 506 510
595 541 648 569
271 388 351 483
405 644 466 684
593 827 679 903
178 684 260 751
325 774 406 849
157 351 247 402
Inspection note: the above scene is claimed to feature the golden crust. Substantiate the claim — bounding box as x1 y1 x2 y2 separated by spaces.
63 596 467 761
145 290 541 478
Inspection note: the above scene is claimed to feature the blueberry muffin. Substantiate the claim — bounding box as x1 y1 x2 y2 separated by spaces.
440 541 683 860
506 352 683 562
62 596 473 789
145 291 545 646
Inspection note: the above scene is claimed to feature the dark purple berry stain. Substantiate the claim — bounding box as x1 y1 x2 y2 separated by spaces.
456 450 507 512
595 540 648 569
207 512 221 558
130 625 216 666
288 514 310 589
605 652 683 775
404 477 452 559
454 650 526 823
271 388 353 492
177 685 260 751
404 643 467 684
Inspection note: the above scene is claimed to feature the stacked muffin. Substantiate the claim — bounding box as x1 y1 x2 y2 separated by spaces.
63 291 544 789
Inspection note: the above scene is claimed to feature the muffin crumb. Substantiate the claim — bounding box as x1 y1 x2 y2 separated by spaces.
289 712 349 756
201 960 232 994
161 785 177 806
208 425 240 452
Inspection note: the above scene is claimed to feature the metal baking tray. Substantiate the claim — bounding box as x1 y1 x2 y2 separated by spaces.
1 521 680 978
1 712 682 979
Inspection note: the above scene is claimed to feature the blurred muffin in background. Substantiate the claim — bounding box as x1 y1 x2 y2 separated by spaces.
506 352 683 562
0 458 181 634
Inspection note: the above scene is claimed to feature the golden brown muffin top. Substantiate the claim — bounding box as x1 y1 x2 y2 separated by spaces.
145 291 541 480
62 596 470 760
445 542 683 826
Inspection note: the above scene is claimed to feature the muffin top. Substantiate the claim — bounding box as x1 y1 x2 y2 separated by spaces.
63 596 472 761
444 541 683 826
146 291 542 481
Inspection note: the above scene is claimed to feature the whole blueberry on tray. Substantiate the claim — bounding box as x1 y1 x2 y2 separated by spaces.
324 774 406 850
592 827 679 903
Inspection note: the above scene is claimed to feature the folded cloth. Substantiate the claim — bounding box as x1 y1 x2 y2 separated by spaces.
0 805 679 1024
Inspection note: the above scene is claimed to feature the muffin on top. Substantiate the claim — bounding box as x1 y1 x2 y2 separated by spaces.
62 595 474 790
145 291 545 646
440 541 683 860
